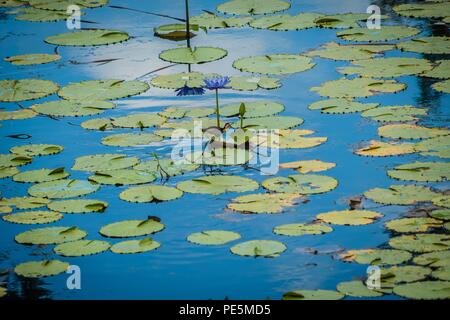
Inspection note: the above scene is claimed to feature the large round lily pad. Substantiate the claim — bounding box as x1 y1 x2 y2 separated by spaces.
340 249 412 265
101 133 162 147
308 99 378 114
378 124 449 140
317 210 382 226
99 218 164 238
45 29 129 46
134 159 198 177
191 12 253 29
250 13 322 31
159 107 214 119
89 169 156 186
72 154 139 172
177 175 259 195
279 159 336 173
0 79 59 102
187 230 241 245
54 239 111 257
361 105 427 122
421 60 450 79
393 2 450 18
58 79 149 100
217 0 290 15
387 161 450 182
1 196 50 209
337 26 420 42
230 240 287 257
29 0 108 10
413 251 450 267
355 140 416 157
0 109 37 120
273 223 332 236
28 179 99 199
314 13 386 29
397 37 450 54
233 54 315 75
11 144 63 156
14 7 75 22
236 116 304 130
227 193 301 214
3 210 62 224
119 185 183 203
5 53 61 65
32 100 115 117
159 47 227 64
13 167 69 183
262 174 338 194
47 199 107 214
111 113 166 128
150 72 205 89
432 79 450 94
220 101 284 118
15 226 87 245
386 217 442 233
111 238 161 254
229 75 281 91
364 185 437 205
306 42 395 61
0 154 32 168
393 281 450 300
283 290 343 300
389 234 450 252
337 280 383 298
14 260 69 278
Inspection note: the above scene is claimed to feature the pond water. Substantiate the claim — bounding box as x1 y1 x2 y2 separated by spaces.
0 0 449 300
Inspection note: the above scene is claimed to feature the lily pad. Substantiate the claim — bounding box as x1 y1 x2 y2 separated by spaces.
154 23 196 41
227 193 301 214
29 0 108 10
99 218 164 238
81 118 114 131
14 260 69 278
306 42 395 61
337 280 383 297
3 210 62 224
421 60 450 79
393 281 450 299
0 154 32 168
340 249 412 265
159 107 214 119
393 2 450 18
58 79 149 100
111 113 166 128
134 159 199 177
28 179 99 199
72 154 139 172
0 0 26 7
279 160 336 173
430 209 450 221
119 185 183 203
337 26 420 42
1 196 50 209
89 169 156 186
273 223 332 236
177 175 259 195
47 199 108 214
389 234 450 252
282 290 343 300
387 161 450 182
317 209 382 226
230 240 287 257
187 230 241 245
159 47 227 64
339 57 433 78
5 53 61 65
354 140 416 157
15 226 87 245
111 238 161 254
308 99 378 114
101 133 162 147
250 13 323 31
378 124 449 139
381 265 432 285
54 239 111 257
361 105 427 122
185 147 252 166
413 251 450 267
236 116 304 130
229 76 281 91
13 167 70 183
364 185 437 205
315 13 387 29
386 217 442 233
310 78 406 98
0 166 19 178
0 109 37 120
150 72 205 89
45 29 129 46
397 37 450 54
0 79 59 102
11 144 63 156
191 12 253 29
262 174 338 194
252 129 326 149
432 79 450 94
220 101 284 118
217 0 290 15
233 54 315 75
432 195 450 208
14 7 75 22
32 100 115 117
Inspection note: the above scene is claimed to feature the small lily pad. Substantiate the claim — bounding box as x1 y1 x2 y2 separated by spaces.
386 217 442 233
101 133 162 147
80 118 114 131
32 100 115 117
250 13 322 31
378 124 449 139
0 167 19 178
72 154 139 172
235 116 304 130
111 238 161 254
229 76 281 91
13 167 69 183
393 2 450 18
159 47 227 64
421 60 450 79
15 226 87 245
119 185 183 203
355 140 416 157
47 199 108 214
432 79 450 94
315 13 387 29
1 196 50 209
0 79 59 102
432 195 450 208
337 280 383 297
430 209 450 221
3 210 62 224
99 218 164 238
308 99 378 114
317 209 382 226
389 234 450 252
273 223 332 236
252 129 327 149
217 0 290 15
0 109 37 120
5 53 61 65
364 185 437 205
397 37 450 54
177 175 259 195
54 239 110 257
150 72 205 89
220 101 284 118
340 249 412 265
111 113 166 128
134 159 199 177
279 160 336 173
191 12 253 29
233 54 315 75
387 161 450 182
361 105 427 122
28 179 99 199
14 7 75 22
337 26 420 42
306 42 395 61
14 260 69 278
185 147 252 166
262 174 338 194
187 230 241 245
413 251 450 267
45 29 129 46
11 144 63 156
0 154 32 168
432 267 450 281
159 107 214 119
393 281 450 299
89 169 156 186
230 240 287 258
29 0 108 10
227 193 301 214
283 290 343 300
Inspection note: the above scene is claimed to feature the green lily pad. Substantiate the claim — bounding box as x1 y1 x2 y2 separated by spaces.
217 0 290 15
119 185 183 203
415 136 450 156
389 234 450 252
15 226 87 245
162 118 225 132
29 0 108 10
14 260 69 278
45 29 129 46
364 185 437 205
233 54 315 75
273 223 332 236
1 196 50 209
421 60 450 79
12 167 69 183
387 161 450 182
58 79 149 100
54 239 111 257
356 140 420 156
111 113 166 128
72 154 139 172
32 100 115 117
397 37 450 54
340 249 412 265
150 72 205 89
220 101 284 118
0 166 19 178
432 195 450 208
0 109 37 120
386 217 442 233
0 0 27 7
99 218 164 238
378 124 449 139
177 175 259 195
337 280 383 297
101 133 162 147
432 79 450 93
111 238 161 254
0 286 6 298
4 53 61 65
430 209 450 221
154 23 197 41
282 290 343 300
339 57 433 78
28 179 99 199
191 12 253 29
134 159 199 177
279 160 336 173
14 7 75 22
159 47 227 64
0 154 32 168
235 116 304 130
89 169 156 186
308 99 379 114
229 76 281 91
262 174 338 194
47 199 108 214
381 265 432 285
252 129 327 149
315 12 387 29
11 144 63 156
393 2 450 18
81 118 115 131
3 210 62 224
432 267 450 281
310 78 406 98
0 79 59 102
361 105 427 122
305 42 395 61
413 251 450 267
227 193 301 214
187 230 241 245
317 209 382 226
337 26 420 42
250 13 323 31
230 240 287 258
0 206 12 213
393 281 450 300
159 107 214 119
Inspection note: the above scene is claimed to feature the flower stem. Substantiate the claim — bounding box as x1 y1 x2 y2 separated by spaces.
215 88 220 129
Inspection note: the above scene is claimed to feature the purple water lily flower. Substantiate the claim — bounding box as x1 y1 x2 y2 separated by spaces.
175 85 205 96
204 76 231 90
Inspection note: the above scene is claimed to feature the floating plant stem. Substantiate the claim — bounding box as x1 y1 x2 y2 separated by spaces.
215 88 220 129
